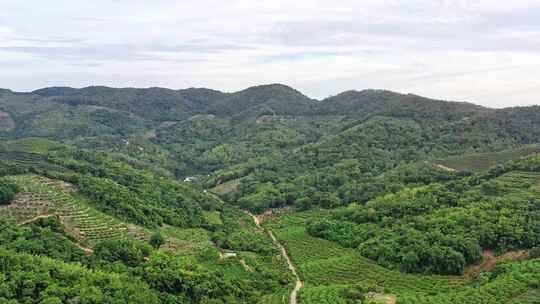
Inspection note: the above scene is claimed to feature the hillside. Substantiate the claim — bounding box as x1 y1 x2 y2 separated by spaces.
0 85 539 303
3 84 537 176
0 138 295 303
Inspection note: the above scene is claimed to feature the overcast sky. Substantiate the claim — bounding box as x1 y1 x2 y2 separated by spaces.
1 1 539 107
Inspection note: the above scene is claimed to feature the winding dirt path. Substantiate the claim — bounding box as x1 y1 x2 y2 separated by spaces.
247 212 303 304
207 191 304 303
18 213 58 226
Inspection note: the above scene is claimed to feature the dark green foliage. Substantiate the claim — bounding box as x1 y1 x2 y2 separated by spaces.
530 247 540 259
0 160 29 176
0 179 18 205
149 232 165 249
316 89 488 121
214 229 276 255
139 252 257 303
208 84 315 117
0 216 281 303
93 238 152 267
307 156 540 275
0 218 86 262
211 208 278 256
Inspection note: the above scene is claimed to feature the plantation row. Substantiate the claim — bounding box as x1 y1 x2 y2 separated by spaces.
261 287 289 304
272 226 463 294
397 260 540 304
300 284 350 304
2 174 141 245
0 151 65 172
266 196 540 303
495 171 540 190
0 192 55 221
433 145 540 172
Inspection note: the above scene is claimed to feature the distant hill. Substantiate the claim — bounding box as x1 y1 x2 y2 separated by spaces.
2 84 540 177
3 84 500 125
207 84 316 118
318 89 491 121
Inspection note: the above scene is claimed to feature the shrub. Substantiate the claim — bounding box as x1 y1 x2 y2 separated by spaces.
149 232 165 249
0 181 19 205
530 247 540 259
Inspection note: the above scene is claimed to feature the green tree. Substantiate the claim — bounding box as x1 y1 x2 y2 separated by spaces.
149 232 165 249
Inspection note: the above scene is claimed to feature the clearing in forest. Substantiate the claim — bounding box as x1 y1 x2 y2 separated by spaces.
210 178 242 195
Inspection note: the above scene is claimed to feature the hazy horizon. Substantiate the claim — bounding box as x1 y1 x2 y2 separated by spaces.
1 1 539 108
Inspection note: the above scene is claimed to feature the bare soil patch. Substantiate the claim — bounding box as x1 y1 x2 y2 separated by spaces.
465 250 529 276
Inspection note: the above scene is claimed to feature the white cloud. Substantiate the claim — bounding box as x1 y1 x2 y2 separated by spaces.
0 0 539 107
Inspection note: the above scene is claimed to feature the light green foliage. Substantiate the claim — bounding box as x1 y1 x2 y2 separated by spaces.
0 248 159 304
0 218 86 262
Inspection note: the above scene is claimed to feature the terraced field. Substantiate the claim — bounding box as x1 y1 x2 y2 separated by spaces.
275 227 462 290
159 226 213 252
433 145 540 172
0 138 68 171
265 211 466 304
0 138 64 154
510 289 540 304
0 151 65 172
0 174 143 246
496 171 540 190
300 284 351 304
261 288 289 304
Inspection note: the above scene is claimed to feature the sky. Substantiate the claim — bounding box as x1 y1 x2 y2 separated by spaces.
0 1 539 108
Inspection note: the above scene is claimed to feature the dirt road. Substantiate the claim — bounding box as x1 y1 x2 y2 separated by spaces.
247 212 303 304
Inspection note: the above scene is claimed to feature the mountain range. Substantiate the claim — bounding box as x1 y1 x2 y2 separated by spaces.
0 84 539 304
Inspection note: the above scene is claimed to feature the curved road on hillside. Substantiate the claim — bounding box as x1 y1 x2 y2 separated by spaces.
247 212 303 304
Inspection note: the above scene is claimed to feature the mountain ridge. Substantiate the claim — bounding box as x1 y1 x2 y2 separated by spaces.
0 83 529 111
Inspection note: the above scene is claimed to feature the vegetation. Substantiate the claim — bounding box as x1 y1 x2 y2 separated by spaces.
0 248 159 304
0 218 87 263
149 232 165 249
432 145 540 172
0 179 18 205
1 84 540 302
306 156 540 275
266 209 540 304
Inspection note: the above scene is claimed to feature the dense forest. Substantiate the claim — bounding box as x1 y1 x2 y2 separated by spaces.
0 84 539 303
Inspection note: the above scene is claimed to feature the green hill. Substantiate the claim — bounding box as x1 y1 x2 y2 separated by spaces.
1 84 540 303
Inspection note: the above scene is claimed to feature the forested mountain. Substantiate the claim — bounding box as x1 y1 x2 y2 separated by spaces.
1 84 539 303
